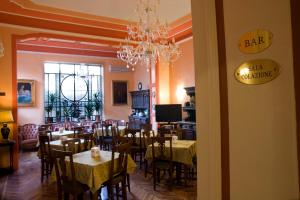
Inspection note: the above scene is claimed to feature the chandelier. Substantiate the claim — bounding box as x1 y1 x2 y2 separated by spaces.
117 0 181 70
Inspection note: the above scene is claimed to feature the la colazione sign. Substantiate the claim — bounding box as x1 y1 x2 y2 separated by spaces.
234 59 280 85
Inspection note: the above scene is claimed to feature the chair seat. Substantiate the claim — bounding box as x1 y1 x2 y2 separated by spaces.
21 139 38 150
21 138 38 145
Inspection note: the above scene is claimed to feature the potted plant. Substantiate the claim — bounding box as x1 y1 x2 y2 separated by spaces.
84 101 95 121
45 93 56 123
93 92 103 121
56 110 61 123
63 100 71 122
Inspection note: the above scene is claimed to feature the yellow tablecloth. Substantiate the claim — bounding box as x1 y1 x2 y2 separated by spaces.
37 139 85 157
52 150 136 194
49 138 85 151
145 140 196 166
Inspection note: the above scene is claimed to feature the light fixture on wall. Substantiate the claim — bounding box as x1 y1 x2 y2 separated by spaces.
117 0 181 70
0 39 4 58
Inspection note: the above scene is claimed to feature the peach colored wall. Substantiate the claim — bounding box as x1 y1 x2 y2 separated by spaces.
170 38 195 105
132 64 150 91
0 26 34 168
17 51 134 125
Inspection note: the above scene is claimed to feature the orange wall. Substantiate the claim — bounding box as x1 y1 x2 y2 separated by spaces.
170 38 195 105
17 51 134 125
132 64 150 91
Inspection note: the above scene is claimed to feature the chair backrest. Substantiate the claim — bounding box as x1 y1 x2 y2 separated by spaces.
62 138 81 153
141 123 152 132
51 149 77 190
73 126 85 138
111 126 118 137
92 121 102 130
151 136 173 162
124 128 141 147
20 123 38 140
157 128 172 137
109 142 132 181
38 124 52 131
100 121 112 137
39 134 51 159
142 130 152 148
116 120 126 126
77 133 94 151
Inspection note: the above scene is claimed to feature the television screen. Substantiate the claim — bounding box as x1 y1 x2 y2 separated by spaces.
155 104 182 122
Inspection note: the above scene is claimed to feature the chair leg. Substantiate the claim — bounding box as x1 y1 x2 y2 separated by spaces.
46 162 49 179
139 151 143 169
116 184 120 200
153 167 156 191
108 185 114 200
126 174 131 192
41 160 44 183
122 179 127 200
144 160 148 178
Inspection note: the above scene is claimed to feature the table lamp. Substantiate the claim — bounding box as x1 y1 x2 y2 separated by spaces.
0 110 14 140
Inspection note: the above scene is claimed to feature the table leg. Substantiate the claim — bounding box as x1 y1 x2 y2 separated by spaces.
9 145 13 170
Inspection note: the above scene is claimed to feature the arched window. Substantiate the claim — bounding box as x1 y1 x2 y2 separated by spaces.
44 62 104 123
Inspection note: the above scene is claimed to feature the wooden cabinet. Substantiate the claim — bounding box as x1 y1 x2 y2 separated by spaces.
128 90 150 129
179 86 196 140
182 86 195 122
130 90 150 109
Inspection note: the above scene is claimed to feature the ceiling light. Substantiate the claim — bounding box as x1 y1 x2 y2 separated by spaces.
117 0 181 69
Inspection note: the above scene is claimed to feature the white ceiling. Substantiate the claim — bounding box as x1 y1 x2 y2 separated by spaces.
31 0 191 23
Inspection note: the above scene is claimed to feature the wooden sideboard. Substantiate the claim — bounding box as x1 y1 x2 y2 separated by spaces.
128 89 150 129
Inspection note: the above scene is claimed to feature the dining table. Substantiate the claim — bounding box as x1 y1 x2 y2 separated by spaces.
51 130 74 140
51 150 136 199
37 138 85 158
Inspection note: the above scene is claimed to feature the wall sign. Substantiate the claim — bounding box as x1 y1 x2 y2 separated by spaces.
235 59 280 85
238 29 273 54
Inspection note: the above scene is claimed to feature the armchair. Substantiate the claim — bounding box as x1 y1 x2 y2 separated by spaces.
18 123 39 150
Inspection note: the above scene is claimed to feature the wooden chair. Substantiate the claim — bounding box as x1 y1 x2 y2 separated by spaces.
91 121 102 146
38 124 52 131
157 128 172 137
116 120 126 133
52 149 89 200
103 142 132 200
141 123 152 132
143 131 153 178
151 136 174 190
38 134 52 183
123 128 143 169
62 138 82 154
77 133 94 151
72 126 85 138
99 121 113 150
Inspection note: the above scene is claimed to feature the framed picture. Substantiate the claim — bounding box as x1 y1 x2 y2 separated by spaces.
112 80 128 105
17 79 35 107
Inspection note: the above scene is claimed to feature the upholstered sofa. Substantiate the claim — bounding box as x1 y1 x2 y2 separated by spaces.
18 123 39 150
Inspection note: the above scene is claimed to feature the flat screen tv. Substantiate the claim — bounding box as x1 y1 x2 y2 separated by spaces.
155 104 182 123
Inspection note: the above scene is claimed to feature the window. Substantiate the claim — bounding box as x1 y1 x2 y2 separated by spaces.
44 62 104 123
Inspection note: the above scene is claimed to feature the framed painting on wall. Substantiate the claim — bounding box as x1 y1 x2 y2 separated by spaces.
112 80 128 105
17 79 35 107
